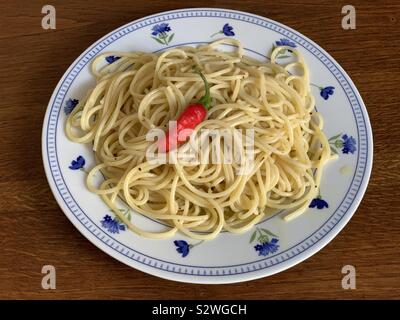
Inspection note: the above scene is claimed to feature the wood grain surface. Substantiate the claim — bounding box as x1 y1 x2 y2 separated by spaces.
0 0 399 300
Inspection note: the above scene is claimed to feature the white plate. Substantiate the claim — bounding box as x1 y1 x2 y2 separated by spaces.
42 8 373 284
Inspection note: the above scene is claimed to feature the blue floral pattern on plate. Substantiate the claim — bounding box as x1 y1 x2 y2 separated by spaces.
254 238 279 256
174 240 190 257
311 84 335 100
309 196 329 209
101 214 126 234
174 240 203 257
69 156 85 170
320 86 335 100
341 134 357 154
151 23 174 45
64 98 79 115
275 38 296 48
211 23 235 37
105 55 121 64
250 227 279 256
329 133 357 154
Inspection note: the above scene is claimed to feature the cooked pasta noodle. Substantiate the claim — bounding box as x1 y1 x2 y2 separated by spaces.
66 39 333 240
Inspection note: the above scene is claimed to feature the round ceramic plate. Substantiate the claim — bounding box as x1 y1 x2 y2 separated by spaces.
42 8 373 284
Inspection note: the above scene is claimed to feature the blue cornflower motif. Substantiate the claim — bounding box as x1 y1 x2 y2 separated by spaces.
64 98 79 115
309 197 329 209
174 240 190 257
222 23 235 36
69 156 85 170
275 38 296 48
254 238 279 256
151 23 171 36
328 132 357 155
105 55 121 64
151 23 174 45
320 86 335 100
211 23 235 38
101 215 126 234
341 134 357 154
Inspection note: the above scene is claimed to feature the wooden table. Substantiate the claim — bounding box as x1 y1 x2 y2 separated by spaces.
1 0 399 300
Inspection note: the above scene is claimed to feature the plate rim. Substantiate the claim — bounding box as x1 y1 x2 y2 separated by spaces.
41 7 373 284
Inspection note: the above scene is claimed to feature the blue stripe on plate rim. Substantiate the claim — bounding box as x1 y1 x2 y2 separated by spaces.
41 8 373 283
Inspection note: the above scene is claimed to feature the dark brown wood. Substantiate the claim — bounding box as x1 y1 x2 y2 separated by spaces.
0 0 399 300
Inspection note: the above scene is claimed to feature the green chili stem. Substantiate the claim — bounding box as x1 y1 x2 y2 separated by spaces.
195 70 211 109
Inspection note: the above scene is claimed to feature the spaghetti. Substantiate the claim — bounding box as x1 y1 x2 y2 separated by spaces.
66 39 333 240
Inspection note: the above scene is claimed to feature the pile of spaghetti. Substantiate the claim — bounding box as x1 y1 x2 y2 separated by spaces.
66 39 332 240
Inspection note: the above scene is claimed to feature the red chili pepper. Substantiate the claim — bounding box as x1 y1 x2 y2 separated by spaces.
159 71 211 152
